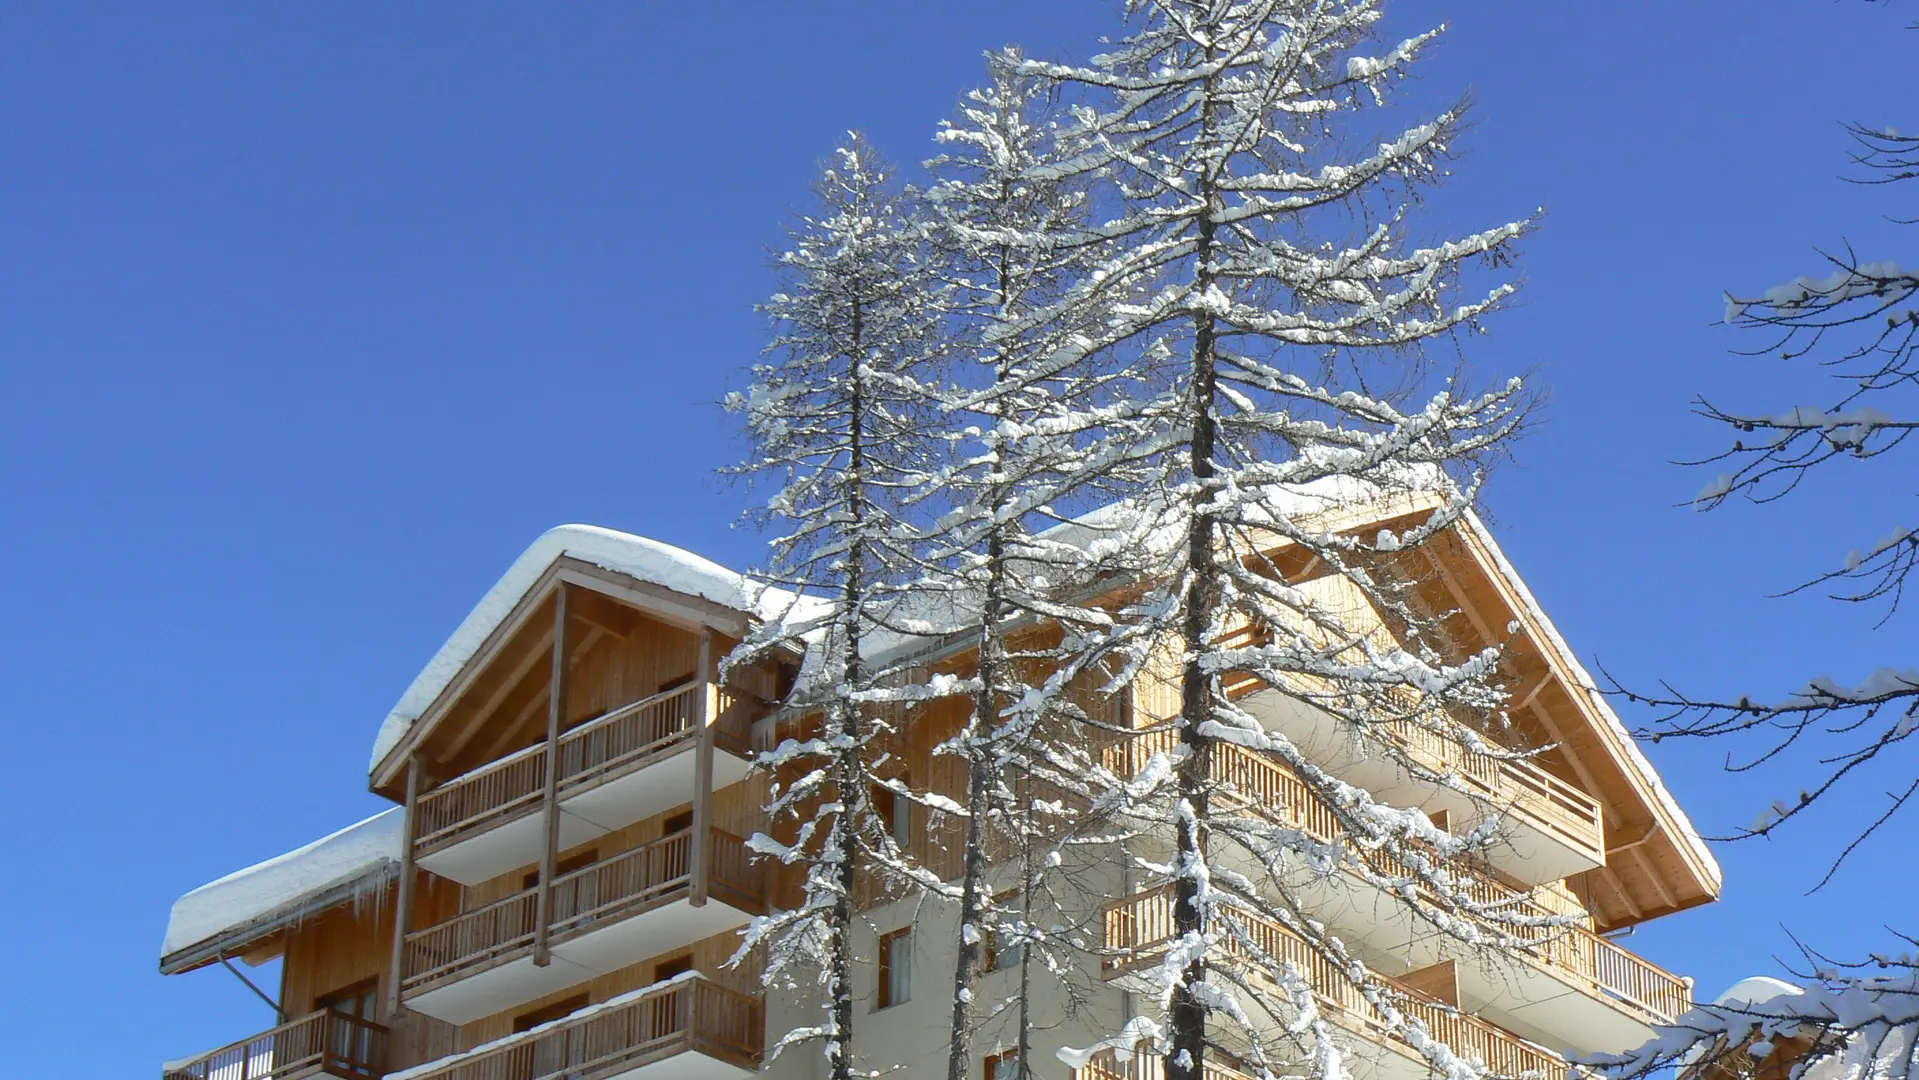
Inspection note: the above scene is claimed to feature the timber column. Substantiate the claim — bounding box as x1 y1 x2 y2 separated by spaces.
689 627 714 908
533 584 571 967
385 753 421 1015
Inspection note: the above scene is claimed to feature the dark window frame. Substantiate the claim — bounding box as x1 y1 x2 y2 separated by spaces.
877 926 912 1009
513 993 590 1034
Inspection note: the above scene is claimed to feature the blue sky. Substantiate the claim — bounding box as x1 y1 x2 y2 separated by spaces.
0 4 1911 1075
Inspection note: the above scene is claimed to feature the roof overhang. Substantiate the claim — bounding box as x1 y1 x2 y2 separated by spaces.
1231 493 1721 924
159 862 398 975
367 525 785 793
1446 512 1722 923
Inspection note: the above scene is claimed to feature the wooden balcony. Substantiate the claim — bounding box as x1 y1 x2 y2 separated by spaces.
413 683 762 886
1100 735 1689 1036
401 828 766 1026
401 976 762 1080
1074 1054 1249 1080
163 1008 387 1080
1207 633 1606 885
1376 714 1606 870
1102 887 1569 1080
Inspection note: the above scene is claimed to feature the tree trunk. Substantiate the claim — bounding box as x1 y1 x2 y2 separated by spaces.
1170 75 1223 1080
829 302 870 1080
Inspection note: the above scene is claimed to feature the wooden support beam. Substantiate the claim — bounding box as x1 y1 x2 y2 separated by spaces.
442 623 557 760
1525 695 1608 812
385 753 421 1016
533 584 571 967
221 956 284 1023
1607 825 1659 858
569 586 642 638
1513 670 1554 714
371 565 564 791
689 627 714 909
1630 845 1678 908
470 626 605 767
1598 864 1646 921
1415 545 1615 802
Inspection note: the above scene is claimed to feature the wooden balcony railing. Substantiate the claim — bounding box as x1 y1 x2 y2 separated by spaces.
401 828 765 995
1074 1051 1250 1080
1103 888 1567 1080
1377 716 1605 866
1100 734 1687 1024
413 682 760 859
163 1008 388 1080
1208 622 1605 867
399 977 763 1080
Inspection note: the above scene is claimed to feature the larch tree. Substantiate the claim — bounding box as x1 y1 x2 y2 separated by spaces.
922 51 1167 1080
1016 3 1542 1080
725 134 947 1080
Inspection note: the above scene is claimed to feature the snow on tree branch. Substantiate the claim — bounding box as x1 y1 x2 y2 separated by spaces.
1609 10 1917 1080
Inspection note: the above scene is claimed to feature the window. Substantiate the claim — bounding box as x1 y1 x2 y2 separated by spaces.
985 1049 1020 1080
513 994 589 1034
523 849 598 891
525 850 599 923
873 777 911 852
654 954 695 981
317 978 377 1020
877 927 912 1009
514 994 590 1078
983 891 1022 973
657 672 696 695
316 979 379 1073
662 808 694 835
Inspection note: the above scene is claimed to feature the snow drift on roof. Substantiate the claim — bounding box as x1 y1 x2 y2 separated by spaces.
368 525 824 774
1714 976 1805 1008
162 807 402 960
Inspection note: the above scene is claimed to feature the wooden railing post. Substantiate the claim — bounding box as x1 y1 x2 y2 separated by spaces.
690 627 713 908
534 584 571 967
386 752 421 1016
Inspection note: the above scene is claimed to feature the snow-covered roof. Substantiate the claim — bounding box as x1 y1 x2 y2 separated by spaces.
1715 977 1805 1009
369 524 823 775
1461 511 1723 891
160 807 402 970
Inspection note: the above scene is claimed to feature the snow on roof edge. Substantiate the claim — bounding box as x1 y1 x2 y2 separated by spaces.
162 806 403 962
1461 511 1723 890
368 524 807 776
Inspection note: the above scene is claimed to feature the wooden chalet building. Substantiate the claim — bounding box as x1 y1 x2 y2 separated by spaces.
158 497 1720 1080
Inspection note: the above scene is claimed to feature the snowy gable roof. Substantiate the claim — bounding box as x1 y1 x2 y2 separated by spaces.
368 524 820 776
161 807 402 971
